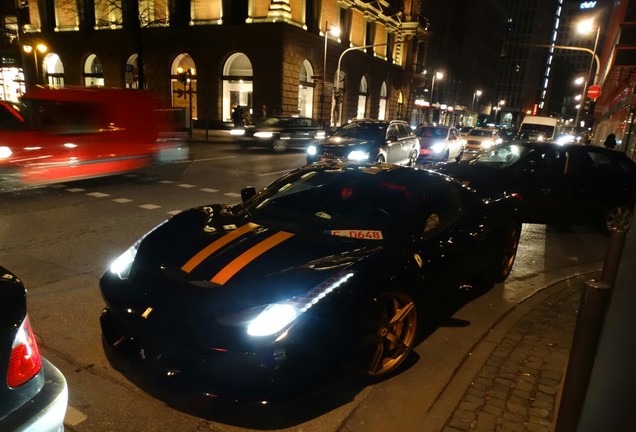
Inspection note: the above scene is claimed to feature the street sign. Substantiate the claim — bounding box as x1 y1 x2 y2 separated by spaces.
587 84 602 99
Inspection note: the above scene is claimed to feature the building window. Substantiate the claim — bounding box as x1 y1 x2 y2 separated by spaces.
299 60 315 118
357 76 368 119
84 54 104 86
94 0 123 29
223 53 253 122
378 81 388 120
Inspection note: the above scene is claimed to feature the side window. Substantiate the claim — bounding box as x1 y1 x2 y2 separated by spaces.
396 123 410 138
450 129 459 140
386 124 399 140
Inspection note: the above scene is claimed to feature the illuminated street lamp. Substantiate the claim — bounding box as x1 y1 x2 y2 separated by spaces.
428 71 444 123
23 43 48 84
574 19 600 132
471 89 482 113
320 22 340 127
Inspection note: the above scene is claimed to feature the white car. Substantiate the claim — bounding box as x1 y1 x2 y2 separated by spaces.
415 125 465 162
464 127 503 158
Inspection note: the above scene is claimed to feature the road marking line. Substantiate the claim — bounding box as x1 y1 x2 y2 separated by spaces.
201 188 219 193
259 169 293 176
178 184 196 188
139 204 161 209
224 192 241 197
66 188 86 192
113 198 133 203
192 156 237 162
167 210 182 215
64 405 87 426
86 192 110 198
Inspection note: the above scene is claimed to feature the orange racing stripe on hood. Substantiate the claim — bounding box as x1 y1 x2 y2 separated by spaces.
210 231 295 285
181 222 260 273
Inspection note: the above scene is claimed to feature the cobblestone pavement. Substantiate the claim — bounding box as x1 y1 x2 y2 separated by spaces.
441 280 583 432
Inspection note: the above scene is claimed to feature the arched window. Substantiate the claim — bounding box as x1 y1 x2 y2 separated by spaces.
299 59 315 118
125 54 138 89
357 76 368 119
171 53 198 124
378 81 388 120
222 53 253 122
84 54 104 87
44 53 64 87
396 90 404 119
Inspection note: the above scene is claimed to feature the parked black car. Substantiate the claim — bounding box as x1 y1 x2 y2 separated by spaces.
306 119 419 166
0 265 68 431
100 161 521 406
231 115 325 152
435 141 636 233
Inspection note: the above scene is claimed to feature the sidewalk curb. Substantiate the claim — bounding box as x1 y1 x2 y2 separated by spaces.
420 270 600 431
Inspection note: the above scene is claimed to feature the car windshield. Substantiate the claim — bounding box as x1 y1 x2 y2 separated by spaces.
416 127 448 138
331 122 387 140
242 166 424 239
468 144 531 168
468 129 494 137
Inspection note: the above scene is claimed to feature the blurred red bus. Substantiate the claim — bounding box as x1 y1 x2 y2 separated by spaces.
0 86 189 191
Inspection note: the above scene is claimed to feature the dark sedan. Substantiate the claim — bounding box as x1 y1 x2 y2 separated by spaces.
99 162 521 406
306 119 419 166
230 115 324 152
435 141 636 233
0 266 68 431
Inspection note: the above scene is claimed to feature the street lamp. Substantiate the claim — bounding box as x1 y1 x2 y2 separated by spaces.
23 43 48 84
574 19 600 133
471 89 482 125
320 21 340 127
428 71 444 123
493 99 505 124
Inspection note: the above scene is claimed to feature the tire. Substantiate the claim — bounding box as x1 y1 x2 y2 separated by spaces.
455 147 464 163
271 139 287 153
376 154 386 163
408 149 418 166
358 290 417 379
441 149 450 162
601 204 632 234
492 222 521 283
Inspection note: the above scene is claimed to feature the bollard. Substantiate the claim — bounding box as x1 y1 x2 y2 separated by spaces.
555 229 627 432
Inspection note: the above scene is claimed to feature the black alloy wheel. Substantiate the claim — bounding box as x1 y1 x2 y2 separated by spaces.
602 204 632 234
493 222 521 283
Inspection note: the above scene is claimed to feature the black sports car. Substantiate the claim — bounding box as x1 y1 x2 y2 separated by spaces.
100 162 521 404
0 265 68 431
434 141 636 233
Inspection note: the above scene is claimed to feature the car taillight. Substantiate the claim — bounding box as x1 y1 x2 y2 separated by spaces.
509 192 523 201
7 315 42 388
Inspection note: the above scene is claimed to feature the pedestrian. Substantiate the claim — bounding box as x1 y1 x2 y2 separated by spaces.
603 133 617 150
232 104 244 127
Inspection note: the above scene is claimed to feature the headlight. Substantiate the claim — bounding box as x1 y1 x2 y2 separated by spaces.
241 272 354 337
431 142 446 153
347 150 370 161
229 129 245 136
482 140 494 149
247 303 298 336
108 220 168 279
307 145 317 156
254 131 274 139
0 146 12 159
109 245 138 279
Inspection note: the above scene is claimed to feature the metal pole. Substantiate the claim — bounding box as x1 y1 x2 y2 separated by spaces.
555 230 626 432
574 26 600 134
320 21 328 127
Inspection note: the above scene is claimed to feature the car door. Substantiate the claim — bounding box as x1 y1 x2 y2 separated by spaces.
396 123 415 164
448 127 462 159
385 123 402 163
513 147 571 222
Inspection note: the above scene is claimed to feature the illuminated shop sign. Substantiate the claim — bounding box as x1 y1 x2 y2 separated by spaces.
580 1 596 9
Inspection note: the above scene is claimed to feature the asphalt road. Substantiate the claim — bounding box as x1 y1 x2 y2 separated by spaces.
0 142 608 431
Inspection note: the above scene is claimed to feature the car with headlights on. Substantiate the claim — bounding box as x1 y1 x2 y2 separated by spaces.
463 127 503 159
230 115 324 152
414 125 465 163
100 161 521 405
434 141 636 234
306 119 419 165
0 86 189 192
0 265 68 431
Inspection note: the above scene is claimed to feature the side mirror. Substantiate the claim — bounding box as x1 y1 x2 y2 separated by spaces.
241 186 256 202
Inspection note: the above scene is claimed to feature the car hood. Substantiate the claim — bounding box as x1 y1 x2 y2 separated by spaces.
321 137 374 148
436 163 507 194
110 206 385 309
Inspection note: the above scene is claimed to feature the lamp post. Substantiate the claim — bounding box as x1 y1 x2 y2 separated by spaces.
320 22 340 127
471 89 482 125
23 43 48 85
492 99 505 124
428 71 444 124
574 19 600 134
